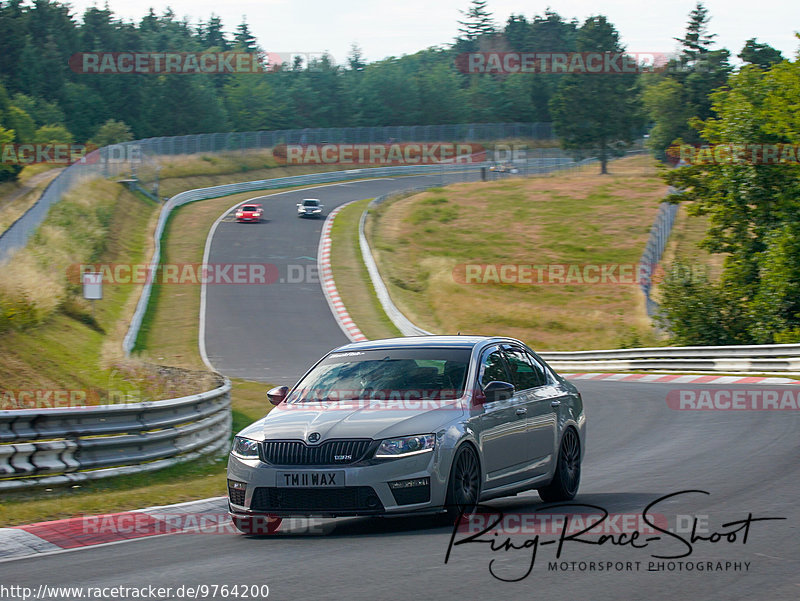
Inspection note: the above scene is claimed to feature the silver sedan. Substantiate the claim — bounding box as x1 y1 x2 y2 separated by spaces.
227 335 586 534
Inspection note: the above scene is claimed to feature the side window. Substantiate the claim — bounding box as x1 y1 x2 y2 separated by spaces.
525 351 550 386
480 350 510 388
503 347 543 390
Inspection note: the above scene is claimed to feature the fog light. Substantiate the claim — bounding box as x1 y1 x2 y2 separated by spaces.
388 477 430 489
228 480 246 490
388 477 431 505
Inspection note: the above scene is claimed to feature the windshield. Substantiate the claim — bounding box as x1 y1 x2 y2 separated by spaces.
287 347 471 403
303 200 319 206
241 205 259 211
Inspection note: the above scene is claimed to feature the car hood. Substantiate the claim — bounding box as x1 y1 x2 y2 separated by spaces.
237 401 465 442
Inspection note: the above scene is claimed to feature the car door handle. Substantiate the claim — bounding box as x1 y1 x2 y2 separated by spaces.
515 408 527 416
551 400 561 408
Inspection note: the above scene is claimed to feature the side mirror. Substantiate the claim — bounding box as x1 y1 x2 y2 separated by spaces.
267 386 289 405
483 381 515 403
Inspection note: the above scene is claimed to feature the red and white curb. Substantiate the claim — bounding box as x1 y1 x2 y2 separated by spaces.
317 202 368 343
0 497 229 561
562 373 800 385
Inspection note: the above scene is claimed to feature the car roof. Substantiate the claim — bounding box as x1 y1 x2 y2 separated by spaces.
241 203 261 208
331 335 523 353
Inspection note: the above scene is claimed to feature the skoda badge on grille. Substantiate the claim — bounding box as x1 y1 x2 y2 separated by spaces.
307 432 321 443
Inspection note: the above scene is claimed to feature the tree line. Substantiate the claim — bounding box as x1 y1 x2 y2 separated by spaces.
0 1 784 176
2 0 799 345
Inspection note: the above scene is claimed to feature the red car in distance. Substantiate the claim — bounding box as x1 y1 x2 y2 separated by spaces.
235 203 264 223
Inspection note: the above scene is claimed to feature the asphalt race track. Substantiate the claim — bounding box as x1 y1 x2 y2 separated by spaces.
2 174 798 600
3 380 798 599
203 173 479 383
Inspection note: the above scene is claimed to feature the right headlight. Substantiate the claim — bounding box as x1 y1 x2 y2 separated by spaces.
231 436 260 459
375 434 436 458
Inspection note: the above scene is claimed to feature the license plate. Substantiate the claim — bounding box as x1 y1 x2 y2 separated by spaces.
276 471 344 487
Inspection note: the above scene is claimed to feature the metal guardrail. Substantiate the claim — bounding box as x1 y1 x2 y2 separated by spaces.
0 377 232 491
359 188 434 338
639 190 680 317
539 343 800 373
541 343 800 360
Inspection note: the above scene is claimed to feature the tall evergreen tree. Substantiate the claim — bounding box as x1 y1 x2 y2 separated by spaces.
549 16 643 173
674 2 716 64
457 0 495 41
234 18 258 53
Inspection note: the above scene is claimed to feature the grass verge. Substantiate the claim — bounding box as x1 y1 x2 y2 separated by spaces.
328 199 400 341
365 154 669 351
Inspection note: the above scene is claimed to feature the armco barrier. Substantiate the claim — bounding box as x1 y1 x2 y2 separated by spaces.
0 377 231 491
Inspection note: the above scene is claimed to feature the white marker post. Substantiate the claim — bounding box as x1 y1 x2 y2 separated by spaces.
82 271 102 317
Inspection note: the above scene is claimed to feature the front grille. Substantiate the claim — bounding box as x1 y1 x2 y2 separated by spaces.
261 440 372 465
251 487 384 513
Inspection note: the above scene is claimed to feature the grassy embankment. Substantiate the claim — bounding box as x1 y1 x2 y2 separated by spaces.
333 155 678 350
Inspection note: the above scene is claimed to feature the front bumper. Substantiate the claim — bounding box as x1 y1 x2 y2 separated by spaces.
227 447 450 518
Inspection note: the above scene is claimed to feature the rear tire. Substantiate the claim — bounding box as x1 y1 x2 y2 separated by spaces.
537 428 581 503
444 444 481 523
232 515 282 535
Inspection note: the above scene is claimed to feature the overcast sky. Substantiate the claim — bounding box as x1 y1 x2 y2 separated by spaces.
64 0 799 65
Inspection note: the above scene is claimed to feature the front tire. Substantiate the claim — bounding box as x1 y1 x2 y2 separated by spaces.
444 444 481 522
537 427 581 503
232 515 282 535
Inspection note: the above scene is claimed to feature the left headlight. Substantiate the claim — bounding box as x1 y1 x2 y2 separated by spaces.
375 434 436 458
231 436 260 459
